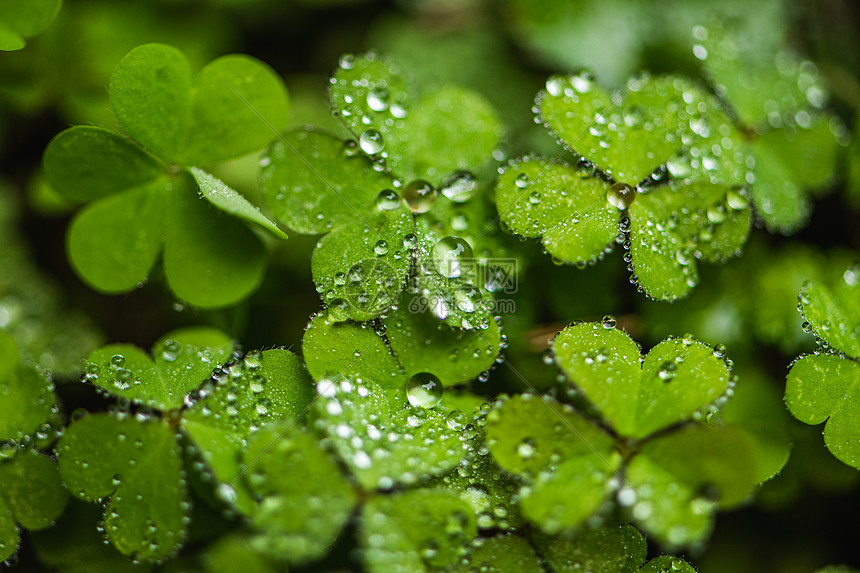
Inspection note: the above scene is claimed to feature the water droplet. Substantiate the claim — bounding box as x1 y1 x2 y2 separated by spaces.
339 53 355 69
110 354 125 369
84 363 100 381
606 182 636 210
713 344 727 359
349 264 364 282
529 191 541 204
406 372 443 409
114 369 133 390
515 173 530 189
569 72 593 93
374 240 390 256
602 315 617 329
334 272 347 286
403 233 418 249
403 180 436 213
245 350 262 370
359 129 384 155
433 236 474 279
707 203 727 224
446 410 468 431
453 286 482 313
376 189 400 210
658 360 677 382
441 171 477 203
343 139 359 157
517 438 537 459
161 340 180 362
726 190 748 210
0 440 18 460
366 88 390 112
623 105 644 127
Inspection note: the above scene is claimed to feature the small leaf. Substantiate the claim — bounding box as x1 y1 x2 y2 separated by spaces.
201 535 277 573
243 422 357 564
0 450 68 561
532 524 647 573
182 348 314 512
0 331 55 442
303 311 406 406
313 378 463 489
66 182 167 294
84 327 234 411
539 74 688 184
494 159 617 264
311 207 413 321
785 354 860 468
181 54 289 166
451 534 544 573
0 0 61 51
57 414 189 560
260 127 392 234
43 126 164 203
110 43 193 161
553 323 731 439
798 276 860 357
384 303 501 387
164 175 267 308
391 85 502 184
361 488 476 572
189 168 287 239
624 424 760 548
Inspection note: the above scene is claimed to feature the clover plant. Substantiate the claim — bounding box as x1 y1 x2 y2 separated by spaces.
1 1 859 571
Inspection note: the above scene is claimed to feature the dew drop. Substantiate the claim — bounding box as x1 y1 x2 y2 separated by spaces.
366 88 390 112
376 189 400 210
406 372 443 409
517 438 537 459
713 343 727 359
374 240 390 256
403 180 437 213
606 182 636 210
110 354 125 369
515 173 530 189
441 171 477 203
658 361 677 382
453 286 482 313
359 129 384 155
0 440 18 460
602 315 617 329
433 236 474 279
343 139 359 157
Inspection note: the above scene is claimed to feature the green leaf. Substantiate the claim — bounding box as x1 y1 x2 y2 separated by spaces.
532 524 647 573
242 422 357 564
43 126 164 203
83 326 234 411
361 488 476 572
110 44 289 165
260 127 392 234
0 450 68 561
0 0 61 51
553 323 731 439
66 182 167 294
201 535 276 573
624 424 760 548
311 207 413 321
391 85 502 184
303 311 407 406
494 159 617 264
57 413 189 561
539 74 689 184
384 303 501 387
110 43 193 161
785 354 860 468
181 54 289 166
313 377 463 489
0 330 55 442
164 175 267 308
182 348 314 513
639 556 696 572
450 534 543 573
329 52 413 159
188 168 287 239
798 275 860 357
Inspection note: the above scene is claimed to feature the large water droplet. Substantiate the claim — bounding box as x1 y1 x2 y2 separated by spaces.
161 340 180 362
376 189 400 210
110 354 125 369
433 236 474 279
515 173 530 189
606 182 636 210
454 286 482 313
366 88 390 112
658 360 677 382
359 129 384 155
374 240 390 256
0 440 18 460
441 172 478 203
517 438 537 459
602 315 617 329
403 180 436 213
406 372 443 409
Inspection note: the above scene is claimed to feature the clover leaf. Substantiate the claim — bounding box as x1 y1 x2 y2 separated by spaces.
486 323 768 547
59 327 316 560
495 73 751 301
695 20 844 233
532 524 646 573
552 322 732 439
0 450 68 561
0 0 61 51
302 309 501 408
448 534 544 573
0 330 56 444
261 52 509 325
786 266 860 467
43 43 289 308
